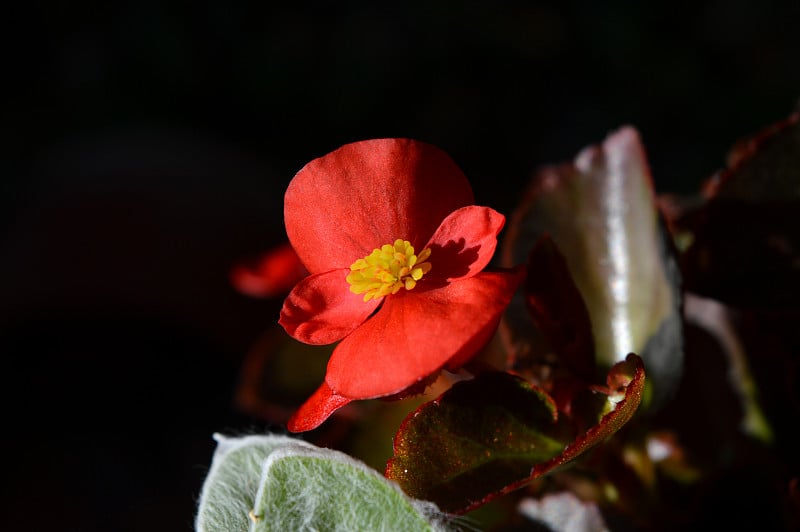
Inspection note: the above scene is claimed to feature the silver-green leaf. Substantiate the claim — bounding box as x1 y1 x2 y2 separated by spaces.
195 433 450 532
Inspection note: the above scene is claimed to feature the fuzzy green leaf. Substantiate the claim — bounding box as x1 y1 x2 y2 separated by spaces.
195 434 318 532
196 433 448 532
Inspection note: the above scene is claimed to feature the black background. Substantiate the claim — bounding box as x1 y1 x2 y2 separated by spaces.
3 1 799 530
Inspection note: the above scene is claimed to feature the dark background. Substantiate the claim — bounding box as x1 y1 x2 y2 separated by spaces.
3 1 799 530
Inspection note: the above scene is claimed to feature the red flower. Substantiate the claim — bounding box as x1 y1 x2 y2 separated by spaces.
280 139 523 431
230 242 308 299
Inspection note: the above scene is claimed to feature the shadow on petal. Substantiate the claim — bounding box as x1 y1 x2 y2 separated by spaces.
427 238 481 282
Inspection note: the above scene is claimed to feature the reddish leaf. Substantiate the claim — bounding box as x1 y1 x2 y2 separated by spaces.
524 235 596 384
682 112 800 308
385 372 571 513
386 354 645 514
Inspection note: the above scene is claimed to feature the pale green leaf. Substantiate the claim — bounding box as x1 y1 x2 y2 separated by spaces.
195 433 450 532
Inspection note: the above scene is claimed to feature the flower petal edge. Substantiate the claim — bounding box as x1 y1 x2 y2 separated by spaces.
284 139 475 273
325 268 525 399
279 269 381 345
424 205 506 282
287 381 353 432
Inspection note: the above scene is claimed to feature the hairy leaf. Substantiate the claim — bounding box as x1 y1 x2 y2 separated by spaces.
196 433 449 532
195 434 317 531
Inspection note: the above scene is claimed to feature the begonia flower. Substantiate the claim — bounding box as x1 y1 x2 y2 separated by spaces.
279 138 523 431
230 242 308 298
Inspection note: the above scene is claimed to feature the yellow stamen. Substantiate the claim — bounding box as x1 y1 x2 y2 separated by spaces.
346 239 432 302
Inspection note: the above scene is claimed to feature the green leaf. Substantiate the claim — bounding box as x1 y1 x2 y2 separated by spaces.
385 372 574 513
195 434 318 532
195 433 448 532
502 126 682 408
386 355 646 514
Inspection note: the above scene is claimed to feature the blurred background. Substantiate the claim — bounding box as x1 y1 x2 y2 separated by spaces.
3 1 799 530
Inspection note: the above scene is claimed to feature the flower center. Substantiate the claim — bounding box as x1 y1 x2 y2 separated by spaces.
346 239 432 302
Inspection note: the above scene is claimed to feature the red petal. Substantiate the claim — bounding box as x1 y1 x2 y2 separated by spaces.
326 269 524 398
285 139 475 273
230 242 308 298
424 206 506 282
279 269 380 345
287 381 353 432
